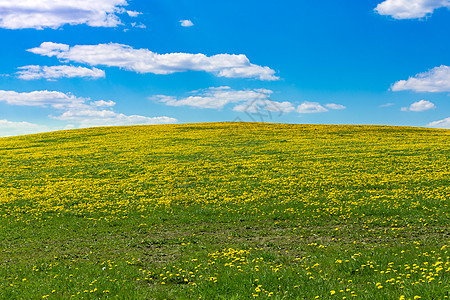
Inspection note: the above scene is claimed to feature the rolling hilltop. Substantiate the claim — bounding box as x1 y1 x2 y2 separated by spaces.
0 123 449 299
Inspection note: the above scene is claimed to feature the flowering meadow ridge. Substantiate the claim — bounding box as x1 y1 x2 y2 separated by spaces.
0 122 449 299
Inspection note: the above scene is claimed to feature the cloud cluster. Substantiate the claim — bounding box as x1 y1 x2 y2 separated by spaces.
153 87 346 115
375 0 450 19
154 87 279 110
28 42 279 81
154 87 296 114
401 100 436 112
391 66 450 93
0 90 176 128
428 117 450 128
0 0 134 29
17 65 105 80
56 111 176 128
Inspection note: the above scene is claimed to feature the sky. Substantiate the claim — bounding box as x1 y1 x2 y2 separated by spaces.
0 0 449 137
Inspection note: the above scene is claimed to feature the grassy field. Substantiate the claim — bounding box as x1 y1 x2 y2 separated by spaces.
0 122 449 299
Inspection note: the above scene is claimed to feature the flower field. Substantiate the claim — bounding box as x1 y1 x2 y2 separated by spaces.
0 122 449 299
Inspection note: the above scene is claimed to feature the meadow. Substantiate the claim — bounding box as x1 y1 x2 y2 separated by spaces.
0 122 448 299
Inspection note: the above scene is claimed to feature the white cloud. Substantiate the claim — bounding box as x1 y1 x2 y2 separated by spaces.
131 22 146 28
401 100 436 111
0 90 84 108
154 86 269 110
375 0 450 19
17 65 105 80
428 117 450 128
325 103 346 110
54 100 177 127
391 66 450 93
0 119 50 137
127 10 141 17
55 111 176 128
297 101 328 113
0 89 177 129
28 42 279 81
153 87 345 116
233 100 296 114
91 100 116 107
153 87 294 113
379 102 394 107
180 19 194 27
0 0 135 29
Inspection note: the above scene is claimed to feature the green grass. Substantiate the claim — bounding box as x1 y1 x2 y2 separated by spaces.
0 122 449 299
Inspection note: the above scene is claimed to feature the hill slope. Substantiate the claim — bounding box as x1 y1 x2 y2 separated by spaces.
0 123 449 299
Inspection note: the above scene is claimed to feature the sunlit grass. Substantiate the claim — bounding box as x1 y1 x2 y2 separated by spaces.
0 122 448 299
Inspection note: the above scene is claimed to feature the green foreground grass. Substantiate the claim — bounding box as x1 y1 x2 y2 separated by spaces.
0 122 449 299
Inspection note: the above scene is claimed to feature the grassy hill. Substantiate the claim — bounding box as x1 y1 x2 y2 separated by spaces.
0 122 449 299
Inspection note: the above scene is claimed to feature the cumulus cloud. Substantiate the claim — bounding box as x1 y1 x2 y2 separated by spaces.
428 117 450 128
296 101 346 114
28 42 279 81
0 0 135 29
0 90 84 108
391 66 450 93
17 65 105 80
127 10 141 17
375 0 450 19
0 119 50 137
401 100 436 111
153 86 294 113
180 19 194 27
297 102 329 113
0 90 176 128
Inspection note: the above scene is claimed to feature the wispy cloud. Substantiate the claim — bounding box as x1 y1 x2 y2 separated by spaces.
0 0 136 29
131 22 146 28
325 103 346 110
28 42 279 81
233 100 296 114
401 100 436 112
0 119 50 137
17 65 105 80
391 66 450 93
379 103 394 108
375 0 450 19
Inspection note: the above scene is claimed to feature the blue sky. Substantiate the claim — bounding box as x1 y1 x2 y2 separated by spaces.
0 0 449 136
